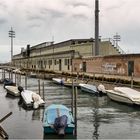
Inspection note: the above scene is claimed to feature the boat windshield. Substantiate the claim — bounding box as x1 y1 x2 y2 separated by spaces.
47 108 73 124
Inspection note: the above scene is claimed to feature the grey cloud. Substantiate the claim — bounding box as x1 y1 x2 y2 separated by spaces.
105 1 126 11
69 2 89 8
26 8 65 22
0 1 7 9
28 24 41 28
40 8 66 18
73 14 87 19
27 15 45 21
0 18 7 24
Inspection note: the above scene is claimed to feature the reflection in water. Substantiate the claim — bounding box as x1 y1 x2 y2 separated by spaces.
92 96 108 140
32 109 41 120
92 96 100 140
32 109 44 121
43 133 76 140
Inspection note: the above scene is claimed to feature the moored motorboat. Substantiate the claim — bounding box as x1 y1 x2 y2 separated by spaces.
106 87 140 105
79 83 98 94
52 78 81 87
79 83 106 96
3 78 16 88
43 104 75 135
5 86 20 97
19 87 45 109
52 78 63 85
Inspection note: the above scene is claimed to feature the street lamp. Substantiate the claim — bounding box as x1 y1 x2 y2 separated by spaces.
9 27 15 63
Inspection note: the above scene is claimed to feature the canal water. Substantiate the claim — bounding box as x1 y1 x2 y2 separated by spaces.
1 72 140 139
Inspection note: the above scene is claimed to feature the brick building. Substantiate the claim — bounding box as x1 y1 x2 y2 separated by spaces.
73 54 140 77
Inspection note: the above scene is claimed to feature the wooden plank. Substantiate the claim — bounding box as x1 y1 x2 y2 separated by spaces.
0 112 12 123
0 126 8 139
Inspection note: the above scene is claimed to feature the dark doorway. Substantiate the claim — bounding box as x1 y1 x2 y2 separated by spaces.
128 61 134 76
59 59 62 71
83 62 86 72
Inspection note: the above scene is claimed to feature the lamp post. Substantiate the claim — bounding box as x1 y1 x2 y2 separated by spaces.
9 27 15 63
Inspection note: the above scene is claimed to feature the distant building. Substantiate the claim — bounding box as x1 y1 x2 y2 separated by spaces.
13 38 122 73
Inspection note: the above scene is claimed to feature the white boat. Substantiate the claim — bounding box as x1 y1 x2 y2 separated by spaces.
21 90 45 109
29 72 37 78
79 83 98 94
5 86 20 97
52 78 81 87
52 78 63 85
106 87 140 105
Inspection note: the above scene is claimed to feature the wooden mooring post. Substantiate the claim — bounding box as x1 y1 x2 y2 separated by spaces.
15 72 17 84
42 81 45 101
25 73 27 90
9 70 10 80
38 79 41 96
3 69 5 79
131 72 134 88
71 79 74 116
74 87 78 136
71 78 78 136
93 73 95 83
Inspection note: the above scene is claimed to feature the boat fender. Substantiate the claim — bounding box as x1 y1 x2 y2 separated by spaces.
33 102 39 109
97 84 106 94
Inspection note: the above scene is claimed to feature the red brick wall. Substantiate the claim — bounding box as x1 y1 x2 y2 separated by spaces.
72 54 140 77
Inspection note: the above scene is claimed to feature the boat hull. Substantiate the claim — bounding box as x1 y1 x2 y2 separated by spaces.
44 126 74 134
81 86 97 94
106 90 134 105
21 90 45 109
43 104 75 135
5 86 20 97
79 84 97 94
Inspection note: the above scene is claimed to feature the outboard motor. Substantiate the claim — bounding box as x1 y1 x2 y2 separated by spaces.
18 86 24 105
18 86 24 93
53 115 68 135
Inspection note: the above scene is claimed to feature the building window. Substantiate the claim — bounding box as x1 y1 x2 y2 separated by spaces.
70 59 72 65
48 60 52 65
65 59 68 65
54 59 57 65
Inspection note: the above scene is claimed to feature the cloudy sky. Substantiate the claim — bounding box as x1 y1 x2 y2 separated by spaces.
0 0 140 62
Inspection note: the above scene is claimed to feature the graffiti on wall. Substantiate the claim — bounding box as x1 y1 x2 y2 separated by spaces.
102 63 116 73
102 63 125 74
